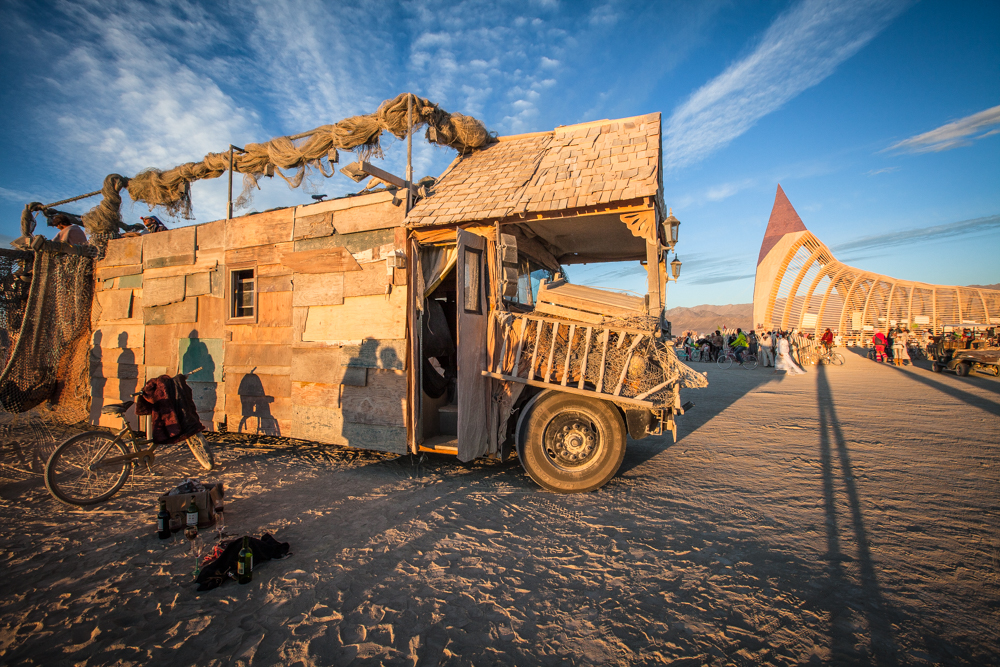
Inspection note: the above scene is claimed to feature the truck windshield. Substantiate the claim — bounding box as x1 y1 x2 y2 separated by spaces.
507 258 557 308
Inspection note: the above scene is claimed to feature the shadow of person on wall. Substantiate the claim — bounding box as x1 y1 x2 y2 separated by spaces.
237 368 279 436
180 329 217 421
89 331 104 424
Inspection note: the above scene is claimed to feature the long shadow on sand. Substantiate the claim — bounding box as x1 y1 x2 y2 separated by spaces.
816 363 900 665
886 365 1000 418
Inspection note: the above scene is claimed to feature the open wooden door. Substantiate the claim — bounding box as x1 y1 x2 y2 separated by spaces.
455 229 491 461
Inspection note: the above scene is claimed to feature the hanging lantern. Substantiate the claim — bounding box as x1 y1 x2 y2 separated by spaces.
670 256 682 281
662 208 681 249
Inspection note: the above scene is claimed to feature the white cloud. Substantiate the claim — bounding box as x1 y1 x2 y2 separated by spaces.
886 104 1000 154
865 166 899 176
663 0 909 172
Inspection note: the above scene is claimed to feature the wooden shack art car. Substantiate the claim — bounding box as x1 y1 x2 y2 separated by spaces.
90 114 706 492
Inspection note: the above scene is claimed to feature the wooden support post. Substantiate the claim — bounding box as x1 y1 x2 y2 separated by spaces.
577 326 593 390
528 318 543 380
596 329 610 393
561 323 576 386
545 322 560 382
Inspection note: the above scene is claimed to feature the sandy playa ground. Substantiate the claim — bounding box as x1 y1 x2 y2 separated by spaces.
0 351 997 666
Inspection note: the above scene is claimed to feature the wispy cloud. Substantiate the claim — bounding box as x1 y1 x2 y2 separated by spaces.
886 104 1000 154
663 0 909 171
679 252 757 285
865 166 899 176
832 213 1000 255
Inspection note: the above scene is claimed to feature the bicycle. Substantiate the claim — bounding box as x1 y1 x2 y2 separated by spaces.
717 348 758 370
44 396 213 506
817 347 845 366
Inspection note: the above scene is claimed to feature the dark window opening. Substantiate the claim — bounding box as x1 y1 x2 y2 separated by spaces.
232 268 255 318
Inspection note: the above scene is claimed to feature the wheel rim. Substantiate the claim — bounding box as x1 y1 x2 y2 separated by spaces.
543 411 603 473
48 435 129 504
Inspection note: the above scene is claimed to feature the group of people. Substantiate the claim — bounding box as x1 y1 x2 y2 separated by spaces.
27 202 168 247
677 327 815 376
871 327 913 366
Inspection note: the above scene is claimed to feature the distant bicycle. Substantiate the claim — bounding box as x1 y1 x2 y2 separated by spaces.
817 348 845 366
717 349 758 370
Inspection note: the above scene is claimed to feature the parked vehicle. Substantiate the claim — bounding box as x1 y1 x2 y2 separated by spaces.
928 337 1000 377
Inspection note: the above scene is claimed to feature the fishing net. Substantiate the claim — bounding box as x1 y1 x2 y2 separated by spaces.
0 246 95 421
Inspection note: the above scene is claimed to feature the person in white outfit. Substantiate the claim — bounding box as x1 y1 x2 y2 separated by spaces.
775 334 806 375
759 331 774 367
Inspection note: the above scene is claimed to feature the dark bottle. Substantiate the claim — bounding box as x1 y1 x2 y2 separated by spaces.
185 496 199 528
157 499 171 539
237 536 253 584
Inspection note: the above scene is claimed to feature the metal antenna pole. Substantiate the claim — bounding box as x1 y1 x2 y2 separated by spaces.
406 94 413 214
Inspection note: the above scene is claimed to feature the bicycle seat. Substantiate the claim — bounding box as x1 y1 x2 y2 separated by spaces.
101 401 135 416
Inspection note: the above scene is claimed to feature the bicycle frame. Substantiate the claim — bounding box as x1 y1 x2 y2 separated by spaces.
89 418 159 470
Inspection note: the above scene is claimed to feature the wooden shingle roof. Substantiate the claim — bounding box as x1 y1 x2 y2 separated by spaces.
407 113 661 227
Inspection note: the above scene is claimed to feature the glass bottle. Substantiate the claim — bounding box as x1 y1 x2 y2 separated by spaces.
185 496 199 528
157 499 171 539
237 536 253 584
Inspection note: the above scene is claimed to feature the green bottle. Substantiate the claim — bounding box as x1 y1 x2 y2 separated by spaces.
185 496 199 528
238 537 253 584
157 500 171 539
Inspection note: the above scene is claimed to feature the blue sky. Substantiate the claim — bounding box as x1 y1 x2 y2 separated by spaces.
0 0 997 307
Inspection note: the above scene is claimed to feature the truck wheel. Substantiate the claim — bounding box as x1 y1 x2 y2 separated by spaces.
931 362 941 373
518 391 626 493
955 362 971 377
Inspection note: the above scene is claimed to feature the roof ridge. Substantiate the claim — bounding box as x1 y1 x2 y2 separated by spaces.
497 113 659 143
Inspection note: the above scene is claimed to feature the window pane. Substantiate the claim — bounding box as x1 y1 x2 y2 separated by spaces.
464 249 480 313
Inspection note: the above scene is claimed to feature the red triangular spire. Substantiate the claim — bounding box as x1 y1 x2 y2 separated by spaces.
757 184 807 265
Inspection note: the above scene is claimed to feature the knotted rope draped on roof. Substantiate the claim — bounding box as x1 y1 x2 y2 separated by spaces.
121 93 494 219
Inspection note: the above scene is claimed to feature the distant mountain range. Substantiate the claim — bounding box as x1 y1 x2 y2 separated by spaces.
666 303 752 335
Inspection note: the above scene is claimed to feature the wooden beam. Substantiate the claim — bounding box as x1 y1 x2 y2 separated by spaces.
577 326 592 390
613 334 645 396
545 322 559 382
596 329 609 393
561 323 575 386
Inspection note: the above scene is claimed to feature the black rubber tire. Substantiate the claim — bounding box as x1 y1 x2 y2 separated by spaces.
955 362 971 377
45 432 131 506
186 433 214 470
930 362 941 373
519 392 626 493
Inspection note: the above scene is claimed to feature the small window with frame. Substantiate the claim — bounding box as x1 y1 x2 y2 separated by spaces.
228 266 257 322
463 247 483 314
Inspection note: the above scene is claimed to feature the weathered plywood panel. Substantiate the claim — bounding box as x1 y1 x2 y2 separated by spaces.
144 298 198 325
143 226 196 270
118 273 143 289
178 337 224 382
293 211 334 240
291 405 346 444
281 247 361 274
226 209 293 249
332 200 405 234
302 287 407 342
342 422 407 454
144 324 184 370
97 289 133 321
90 345 144 365
225 242 293 266
197 220 225 250
259 291 293 327
100 236 143 267
341 370 406 427
292 273 345 307
225 343 292 368
341 339 407 370
92 377 141 401
257 263 293 278
259 274 292 292
226 401 293 436
96 264 143 281
185 272 212 297
226 373 291 398
142 257 219 281
145 366 168 381
294 228 396 254
290 348 365 386
290 381 339 407
144 276 186 307
228 326 292 344
343 262 391 297
93 325 144 349
195 296 226 339
91 360 141 380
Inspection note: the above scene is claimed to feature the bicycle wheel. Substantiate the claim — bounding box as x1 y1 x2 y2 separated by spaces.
741 354 758 370
831 352 845 366
717 354 733 370
45 432 132 506
186 433 214 471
